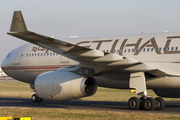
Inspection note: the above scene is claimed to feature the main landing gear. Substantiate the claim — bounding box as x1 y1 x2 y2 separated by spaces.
129 72 165 111
31 94 43 102
128 92 165 111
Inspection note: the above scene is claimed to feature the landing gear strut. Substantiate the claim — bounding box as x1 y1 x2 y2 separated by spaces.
31 94 43 102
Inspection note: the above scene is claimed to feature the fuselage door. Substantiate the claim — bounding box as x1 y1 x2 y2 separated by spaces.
14 47 25 65
61 55 69 63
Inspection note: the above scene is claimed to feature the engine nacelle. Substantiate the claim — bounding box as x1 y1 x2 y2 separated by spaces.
34 71 97 101
154 89 180 98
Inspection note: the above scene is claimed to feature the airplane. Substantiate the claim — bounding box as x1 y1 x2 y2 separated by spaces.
0 67 7 77
2 11 180 111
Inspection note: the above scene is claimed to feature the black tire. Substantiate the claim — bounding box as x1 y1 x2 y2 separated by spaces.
128 97 140 110
37 98 43 102
31 94 38 102
155 97 165 110
139 97 145 110
143 98 155 111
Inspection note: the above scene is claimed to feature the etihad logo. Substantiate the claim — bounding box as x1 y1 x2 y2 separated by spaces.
76 36 180 55
31 46 49 53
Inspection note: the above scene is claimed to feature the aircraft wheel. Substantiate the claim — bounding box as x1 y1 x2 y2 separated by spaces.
37 98 43 102
128 97 140 110
139 97 145 110
31 94 38 102
31 94 43 102
143 98 155 111
155 97 165 110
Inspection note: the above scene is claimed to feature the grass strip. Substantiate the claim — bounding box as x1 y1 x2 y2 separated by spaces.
0 81 180 101
0 108 180 120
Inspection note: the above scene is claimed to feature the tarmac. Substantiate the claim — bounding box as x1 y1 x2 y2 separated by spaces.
0 97 180 114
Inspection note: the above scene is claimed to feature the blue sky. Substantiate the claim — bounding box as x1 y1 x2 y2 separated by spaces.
1 0 180 63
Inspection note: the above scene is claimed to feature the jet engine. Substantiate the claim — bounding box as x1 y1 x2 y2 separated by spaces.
154 89 180 98
34 71 97 101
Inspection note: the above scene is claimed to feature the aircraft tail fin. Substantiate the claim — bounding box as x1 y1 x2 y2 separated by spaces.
10 11 27 32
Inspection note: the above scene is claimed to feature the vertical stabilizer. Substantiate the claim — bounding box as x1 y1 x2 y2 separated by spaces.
10 11 27 32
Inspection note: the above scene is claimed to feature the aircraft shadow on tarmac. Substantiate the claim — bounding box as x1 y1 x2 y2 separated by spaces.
0 97 180 114
0 97 128 110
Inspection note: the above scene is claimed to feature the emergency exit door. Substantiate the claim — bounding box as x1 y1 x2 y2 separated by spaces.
60 55 69 63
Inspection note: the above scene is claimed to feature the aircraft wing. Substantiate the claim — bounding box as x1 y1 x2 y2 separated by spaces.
8 11 136 65
8 11 173 77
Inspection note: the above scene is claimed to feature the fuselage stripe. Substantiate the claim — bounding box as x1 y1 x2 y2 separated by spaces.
2 67 61 70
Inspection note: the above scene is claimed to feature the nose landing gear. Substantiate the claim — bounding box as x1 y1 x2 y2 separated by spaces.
31 94 43 102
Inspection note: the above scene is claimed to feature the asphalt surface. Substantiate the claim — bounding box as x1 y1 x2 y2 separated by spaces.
0 77 16 81
0 97 180 114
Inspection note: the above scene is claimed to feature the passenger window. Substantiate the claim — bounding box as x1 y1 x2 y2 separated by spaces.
50 53 52 56
171 47 174 51
167 47 169 51
147 48 149 52
29 53 31 57
35 53 36 56
53 53 55 56
38 53 40 56
114 50 116 53
163 47 165 51
128 49 130 52
143 48 146 52
26 54 28 57
132 49 134 52
159 47 161 51
117 49 120 53
155 48 157 51
44 53 46 56
47 53 49 56
124 49 127 52
32 53 34 57
176 47 178 51
151 48 153 51
56 53 58 56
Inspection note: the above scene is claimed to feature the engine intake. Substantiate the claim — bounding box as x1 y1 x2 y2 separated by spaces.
34 71 97 101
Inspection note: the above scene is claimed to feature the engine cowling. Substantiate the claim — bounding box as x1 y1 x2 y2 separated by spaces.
154 89 180 98
34 71 97 101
